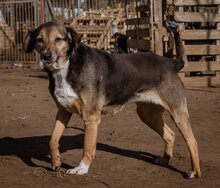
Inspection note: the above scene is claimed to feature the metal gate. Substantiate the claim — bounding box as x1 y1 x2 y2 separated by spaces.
0 0 39 63
0 0 128 64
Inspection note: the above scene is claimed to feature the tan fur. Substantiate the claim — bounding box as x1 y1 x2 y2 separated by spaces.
137 103 175 162
82 109 101 164
49 109 72 170
72 99 83 116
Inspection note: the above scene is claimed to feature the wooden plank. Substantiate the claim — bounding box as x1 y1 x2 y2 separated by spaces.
150 0 154 52
174 12 220 22
210 61 220 71
126 28 150 38
127 39 150 51
167 0 220 6
181 61 220 72
153 0 163 55
179 72 220 87
181 29 220 40
210 71 220 86
178 73 209 87
125 18 150 25
181 62 208 72
185 45 220 55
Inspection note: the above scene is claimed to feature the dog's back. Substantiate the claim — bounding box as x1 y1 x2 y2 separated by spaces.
69 45 182 106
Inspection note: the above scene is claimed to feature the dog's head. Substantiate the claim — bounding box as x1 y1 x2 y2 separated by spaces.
23 22 80 70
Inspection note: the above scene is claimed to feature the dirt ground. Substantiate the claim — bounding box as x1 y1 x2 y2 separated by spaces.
0 68 220 188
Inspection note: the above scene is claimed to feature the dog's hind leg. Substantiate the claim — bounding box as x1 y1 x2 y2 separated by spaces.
49 109 72 171
136 102 175 165
169 103 201 178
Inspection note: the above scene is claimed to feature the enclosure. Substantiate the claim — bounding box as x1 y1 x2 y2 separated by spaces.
1 0 220 87
0 0 220 187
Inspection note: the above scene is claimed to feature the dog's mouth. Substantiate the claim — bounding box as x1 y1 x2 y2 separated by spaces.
41 56 62 70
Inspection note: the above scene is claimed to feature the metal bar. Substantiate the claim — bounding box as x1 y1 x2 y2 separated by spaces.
0 0 38 63
21 2 25 61
0 1 34 5
32 1 36 61
40 0 44 24
29 2 32 61
17 2 20 62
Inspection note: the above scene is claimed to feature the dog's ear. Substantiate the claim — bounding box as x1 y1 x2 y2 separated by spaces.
65 26 81 48
23 30 36 53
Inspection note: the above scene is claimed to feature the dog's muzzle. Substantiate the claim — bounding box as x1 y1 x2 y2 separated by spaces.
41 51 52 62
40 51 60 70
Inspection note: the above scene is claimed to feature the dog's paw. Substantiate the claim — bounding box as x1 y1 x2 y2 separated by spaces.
185 171 201 179
66 160 89 175
51 155 62 171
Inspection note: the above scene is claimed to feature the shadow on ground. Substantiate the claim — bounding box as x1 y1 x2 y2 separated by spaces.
0 131 185 177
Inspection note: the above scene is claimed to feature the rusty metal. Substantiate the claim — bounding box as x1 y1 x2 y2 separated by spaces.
0 0 38 64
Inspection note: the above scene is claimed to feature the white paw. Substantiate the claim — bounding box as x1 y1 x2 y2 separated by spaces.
66 160 90 175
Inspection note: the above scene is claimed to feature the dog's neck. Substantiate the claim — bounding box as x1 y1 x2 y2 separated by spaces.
46 59 70 92
46 45 85 93
51 58 78 113
52 59 70 87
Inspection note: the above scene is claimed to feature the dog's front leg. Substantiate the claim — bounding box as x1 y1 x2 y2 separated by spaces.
67 110 101 175
49 109 72 171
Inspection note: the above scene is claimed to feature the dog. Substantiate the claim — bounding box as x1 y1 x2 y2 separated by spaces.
23 22 201 178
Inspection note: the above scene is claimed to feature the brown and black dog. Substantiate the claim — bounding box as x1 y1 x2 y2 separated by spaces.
23 22 201 178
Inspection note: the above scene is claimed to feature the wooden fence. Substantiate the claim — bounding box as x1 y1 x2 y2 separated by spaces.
1 0 220 87
168 0 220 87
125 0 220 87
125 0 164 54
71 3 125 49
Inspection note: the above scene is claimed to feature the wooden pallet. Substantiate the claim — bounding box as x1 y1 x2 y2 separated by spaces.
166 0 220 87
71 8 125 49
179 71 220 87
179 61 220 87
125 4 151 51
125 1 164 55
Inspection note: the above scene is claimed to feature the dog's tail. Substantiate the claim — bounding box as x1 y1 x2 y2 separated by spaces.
174 31 187 72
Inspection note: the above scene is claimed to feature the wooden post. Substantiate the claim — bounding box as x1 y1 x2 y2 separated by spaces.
153 0 163 55
216 5 220 61
210 4 220 86
150 0 154 52
178 6 186 66
40 0 45 24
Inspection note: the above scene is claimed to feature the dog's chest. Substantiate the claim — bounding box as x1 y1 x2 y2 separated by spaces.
53 67 78 113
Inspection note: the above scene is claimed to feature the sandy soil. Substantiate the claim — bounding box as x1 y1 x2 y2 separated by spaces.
0 68 220 188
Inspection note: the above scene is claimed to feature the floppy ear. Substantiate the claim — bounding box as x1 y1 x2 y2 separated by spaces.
65 26 81 48
23 30 36 53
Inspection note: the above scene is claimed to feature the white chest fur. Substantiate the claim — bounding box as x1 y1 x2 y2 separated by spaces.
52 60 78 113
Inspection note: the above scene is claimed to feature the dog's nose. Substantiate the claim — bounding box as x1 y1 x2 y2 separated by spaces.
42 51 52 61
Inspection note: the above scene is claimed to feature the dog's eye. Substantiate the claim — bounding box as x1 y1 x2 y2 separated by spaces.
36 37 43 43
55 37 62 43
